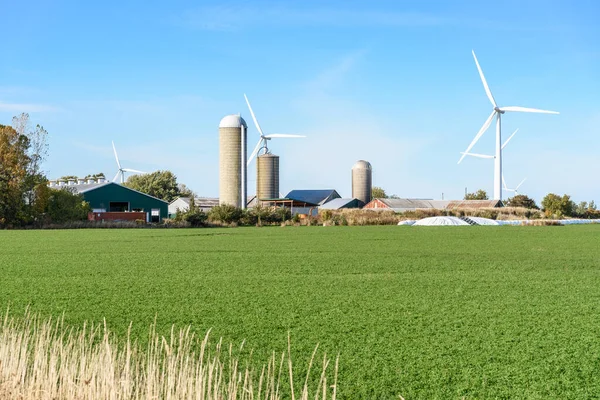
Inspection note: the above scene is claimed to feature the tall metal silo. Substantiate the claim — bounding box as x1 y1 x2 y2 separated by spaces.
257 153 279 200
219 114 247 208
352 160 372 204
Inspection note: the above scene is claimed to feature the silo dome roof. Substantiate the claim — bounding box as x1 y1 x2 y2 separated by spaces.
352 160 372 169
219 114 247 128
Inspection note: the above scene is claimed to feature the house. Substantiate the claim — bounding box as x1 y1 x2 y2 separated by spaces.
70 181 168 222
363 198 503 212
319 198 365 210
285 189 341 206
169 197 219 216
363 198 451 212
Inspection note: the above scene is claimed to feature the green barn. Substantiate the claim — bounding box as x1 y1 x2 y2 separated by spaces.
73 182 168 222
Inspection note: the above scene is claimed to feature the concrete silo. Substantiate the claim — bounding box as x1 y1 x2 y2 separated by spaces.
219 115 247 208
256 153 279 200
352 160 372 205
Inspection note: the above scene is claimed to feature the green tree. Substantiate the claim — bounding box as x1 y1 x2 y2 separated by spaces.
0 124 29 226
464 189 489 200
372 186 387 198
505 194 539 209
124 170 181 202
541 193 575 218
178 183 196 198
84 172 106 179
46 188 91 223
12 113 49 221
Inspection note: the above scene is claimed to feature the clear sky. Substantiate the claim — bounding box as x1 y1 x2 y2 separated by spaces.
1 0 598 203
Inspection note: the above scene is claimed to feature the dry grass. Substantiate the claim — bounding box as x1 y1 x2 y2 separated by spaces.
0 310 338 400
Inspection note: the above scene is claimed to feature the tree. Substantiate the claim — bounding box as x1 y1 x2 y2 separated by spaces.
0 124 29 226
45 188 91 223
84 172 106 179
372 186 387 198
12 114 48 217
464 189 489 200
541 193 575 218
505 194 538 209
178 183 196 198
124 170 183 202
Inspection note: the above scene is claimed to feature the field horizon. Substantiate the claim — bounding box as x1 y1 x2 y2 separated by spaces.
2 225 600 398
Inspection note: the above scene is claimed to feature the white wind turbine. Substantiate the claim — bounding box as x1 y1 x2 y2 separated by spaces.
503 176 527 196
244 94 305 166
458 50 559 200
111 141 147 183
461 128 527 199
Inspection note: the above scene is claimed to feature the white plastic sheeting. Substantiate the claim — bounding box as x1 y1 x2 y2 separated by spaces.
467 217 500 226
397 220 416 226
413 216 470 226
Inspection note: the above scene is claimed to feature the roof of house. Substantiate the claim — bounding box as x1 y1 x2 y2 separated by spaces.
446 200 504 209
377 198 451 210
285 189 340 206
319 198 364 210
170 197 220 208
68 182 168 204
369 198 504 211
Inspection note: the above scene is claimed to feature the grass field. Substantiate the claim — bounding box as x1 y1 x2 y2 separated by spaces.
2 225 600 398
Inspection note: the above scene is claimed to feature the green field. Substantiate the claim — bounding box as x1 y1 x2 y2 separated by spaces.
2 226 600 398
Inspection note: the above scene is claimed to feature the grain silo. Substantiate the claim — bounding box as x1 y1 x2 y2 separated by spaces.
256 153 279 200
352 160 372 204
219 114 247 208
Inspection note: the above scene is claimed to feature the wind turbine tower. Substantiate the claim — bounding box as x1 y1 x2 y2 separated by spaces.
244 94 305 201
458 50 559 200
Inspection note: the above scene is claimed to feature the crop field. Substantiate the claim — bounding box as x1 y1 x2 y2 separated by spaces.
1 225 600 398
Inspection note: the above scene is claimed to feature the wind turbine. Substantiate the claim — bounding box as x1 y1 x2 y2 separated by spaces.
460 128 519 159
458 50 559 200
503 176 527 195
244 94 305 166
111 141 147 183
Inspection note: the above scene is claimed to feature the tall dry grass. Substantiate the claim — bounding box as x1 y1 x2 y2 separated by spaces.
0 311 338 400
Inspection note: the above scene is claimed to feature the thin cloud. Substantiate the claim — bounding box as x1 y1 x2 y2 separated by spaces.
0 102 60 113
175 5 460 31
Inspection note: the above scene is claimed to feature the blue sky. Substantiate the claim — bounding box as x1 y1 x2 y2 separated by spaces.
1 0 598 203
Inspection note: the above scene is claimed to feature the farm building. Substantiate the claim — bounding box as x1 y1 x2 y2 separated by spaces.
169 197 219 216
363 198 503 212
285 190 341 206
70 181 168 222
319 198 365 210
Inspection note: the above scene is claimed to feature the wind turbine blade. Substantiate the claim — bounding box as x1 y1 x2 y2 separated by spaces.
112 141 122 169
460 152 494 159
264 134 306 138
502 175 507 189
247 139 263 167
472 50 497 108
501 128 519 150
458 110 496 164
122 168 146 174
500 106 559 115
515 178 527 191
244 94 265 137
112 171 120 183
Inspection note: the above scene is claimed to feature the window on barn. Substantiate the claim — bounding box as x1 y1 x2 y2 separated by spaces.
109 202 129 212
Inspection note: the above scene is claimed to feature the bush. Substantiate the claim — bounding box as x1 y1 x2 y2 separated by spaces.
541 193 575 218
208 205 243 224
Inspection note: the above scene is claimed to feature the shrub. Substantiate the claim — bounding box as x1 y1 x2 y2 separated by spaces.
208 205 243 224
